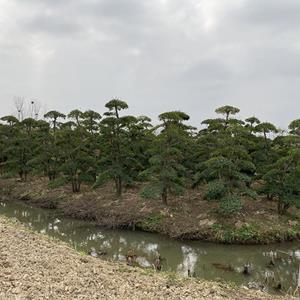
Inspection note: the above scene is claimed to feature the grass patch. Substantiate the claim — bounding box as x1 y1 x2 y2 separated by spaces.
48 177 68 189
165 272 184 287
136 213 165 232
0 171 16 179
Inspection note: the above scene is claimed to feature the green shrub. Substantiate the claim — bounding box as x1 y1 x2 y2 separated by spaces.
287 228 297 238
48 177 68 189
234 226 255 241
211 223 223 231
0 171 16 179
223 230 234 243
240 188 258 199
218 194 243 216
93 171 110 188
204 180 226 200
79 173 94 183
139 184 161 199
136 213 164 231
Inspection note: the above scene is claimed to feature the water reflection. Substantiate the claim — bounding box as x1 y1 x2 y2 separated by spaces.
1 201 299 293
177 245 198 276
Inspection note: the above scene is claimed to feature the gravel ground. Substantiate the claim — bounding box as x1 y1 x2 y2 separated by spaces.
0 217 296 300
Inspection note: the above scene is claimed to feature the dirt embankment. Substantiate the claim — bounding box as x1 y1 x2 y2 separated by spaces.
0 216 296 300
1 177 300 244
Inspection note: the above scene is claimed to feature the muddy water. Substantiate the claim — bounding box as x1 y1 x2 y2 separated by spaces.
1 200 300 293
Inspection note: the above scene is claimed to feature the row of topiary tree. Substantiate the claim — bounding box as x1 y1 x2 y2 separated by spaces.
0 100 299 215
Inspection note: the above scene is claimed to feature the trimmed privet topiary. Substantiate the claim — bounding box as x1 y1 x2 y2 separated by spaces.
0 102 299 217
218 194 243 216
240 188 258 199
139 184 161 199
203 180 226 200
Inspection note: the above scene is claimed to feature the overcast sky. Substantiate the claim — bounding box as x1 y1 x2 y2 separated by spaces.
0 0 299 128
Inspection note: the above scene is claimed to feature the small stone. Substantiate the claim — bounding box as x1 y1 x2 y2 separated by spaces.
198 219 216 227
288 220 297 226
80 257 89 263
234 221 244 229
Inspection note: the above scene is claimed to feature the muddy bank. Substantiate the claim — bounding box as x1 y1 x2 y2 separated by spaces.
1 177 300 245
0 216 296 300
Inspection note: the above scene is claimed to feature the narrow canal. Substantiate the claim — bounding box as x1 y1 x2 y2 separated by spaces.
1 200 299 293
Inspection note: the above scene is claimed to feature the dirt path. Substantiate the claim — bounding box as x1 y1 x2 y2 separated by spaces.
0 216 296 300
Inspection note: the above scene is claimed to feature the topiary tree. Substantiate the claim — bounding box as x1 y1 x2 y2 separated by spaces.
195 107 256 215
0 115 19 126
125 115 154 181
1 117 38 181
96 99 134 197
262 149 300 214
28 120 58 180
40 111 66 180
68 109 83 126
44 110 66 132
255 122 278 143
245 116 260 134
140 111 190 205
81 110 101 133
0 124 5 175
57 121 94 193
215 105 240 128
289 119 300 136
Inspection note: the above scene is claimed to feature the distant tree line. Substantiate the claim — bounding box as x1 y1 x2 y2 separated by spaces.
0 100 299 215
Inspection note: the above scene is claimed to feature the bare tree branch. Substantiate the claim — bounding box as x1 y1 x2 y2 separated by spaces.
14 96 25 121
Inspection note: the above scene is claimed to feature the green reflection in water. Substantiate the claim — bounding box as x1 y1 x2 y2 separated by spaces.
1 200 299 293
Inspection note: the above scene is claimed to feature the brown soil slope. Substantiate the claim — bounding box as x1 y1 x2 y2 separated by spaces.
1 177 300 244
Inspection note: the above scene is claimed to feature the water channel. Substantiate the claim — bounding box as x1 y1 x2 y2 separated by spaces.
1 200 299 293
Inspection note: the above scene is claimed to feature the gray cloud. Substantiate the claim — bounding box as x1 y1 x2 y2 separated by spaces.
24 15 81 37
0 0 299 128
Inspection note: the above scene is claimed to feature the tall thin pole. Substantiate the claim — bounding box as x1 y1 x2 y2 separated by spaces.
31 101 34 119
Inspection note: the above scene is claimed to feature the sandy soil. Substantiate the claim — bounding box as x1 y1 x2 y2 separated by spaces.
0 216 297 300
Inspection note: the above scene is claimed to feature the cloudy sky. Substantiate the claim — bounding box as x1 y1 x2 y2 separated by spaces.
0 0 299 128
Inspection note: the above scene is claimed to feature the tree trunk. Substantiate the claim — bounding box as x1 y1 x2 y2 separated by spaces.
47 166 56 181
277 202 289 215
72 175 81 193
19 170 23 181
162 186 168 205
115 176 122 197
